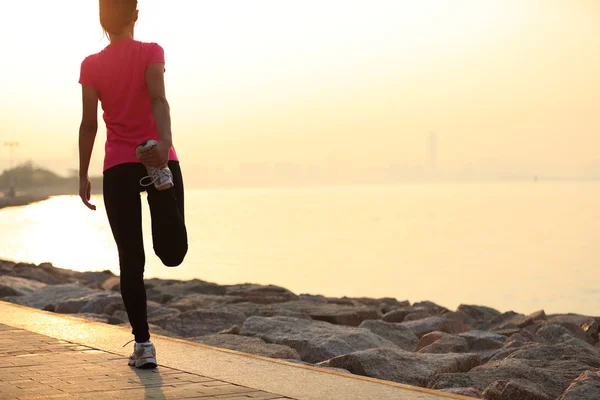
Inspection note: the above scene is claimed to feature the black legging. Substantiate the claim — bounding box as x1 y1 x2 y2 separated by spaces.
103 161 188 343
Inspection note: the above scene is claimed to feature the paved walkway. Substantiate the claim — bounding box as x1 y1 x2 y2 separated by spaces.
0 301 468 400
0 324 290 400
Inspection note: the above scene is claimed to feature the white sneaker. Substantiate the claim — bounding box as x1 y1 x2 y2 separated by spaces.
136 140 174 191
126 341 157 369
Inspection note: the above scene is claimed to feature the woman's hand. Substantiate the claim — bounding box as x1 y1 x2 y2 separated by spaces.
79 176 96 211
138 141 171 167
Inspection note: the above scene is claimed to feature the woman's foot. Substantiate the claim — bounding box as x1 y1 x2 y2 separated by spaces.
128 341 157 369
136 140 174 190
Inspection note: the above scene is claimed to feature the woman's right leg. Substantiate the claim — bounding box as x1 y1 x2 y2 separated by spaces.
103 163 150 343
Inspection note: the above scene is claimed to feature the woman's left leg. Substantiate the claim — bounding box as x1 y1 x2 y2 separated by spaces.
146 161 188 266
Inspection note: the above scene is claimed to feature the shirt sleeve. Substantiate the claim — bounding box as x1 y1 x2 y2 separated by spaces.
146 43 166 71
78 57 95 88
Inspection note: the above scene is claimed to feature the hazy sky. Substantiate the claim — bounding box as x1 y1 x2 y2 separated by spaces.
0 0 598 185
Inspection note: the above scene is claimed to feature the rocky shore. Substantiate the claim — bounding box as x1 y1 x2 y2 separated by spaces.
1 258 599 399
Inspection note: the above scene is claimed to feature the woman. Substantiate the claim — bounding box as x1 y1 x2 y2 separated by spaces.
78 0 188 369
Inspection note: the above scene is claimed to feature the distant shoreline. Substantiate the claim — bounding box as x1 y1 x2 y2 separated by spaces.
0 194 50 210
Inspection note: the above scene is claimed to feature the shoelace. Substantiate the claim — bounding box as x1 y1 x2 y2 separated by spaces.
123 339 135 348
140 167 172 187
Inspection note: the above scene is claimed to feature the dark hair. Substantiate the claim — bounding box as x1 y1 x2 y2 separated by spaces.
99 0 138 36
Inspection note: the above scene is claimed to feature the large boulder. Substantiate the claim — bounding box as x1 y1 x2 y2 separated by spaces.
150 309 247 337
5 283 100 310
0 276 47 297
430 340 600 399
191 334 301 360
482 379 552 400
558 370 600 400
166 294 238 312
346 297 409 314
459 330 508 351
241 316 397 363
415 332 449 352
80 293 124 315
400 317 470 338
418 335 470 354
319 347 480 387
358 320 419 351
457 304 502 326
223 284 298 304
145 278 227 298
536 324 577 345
223 300 379 327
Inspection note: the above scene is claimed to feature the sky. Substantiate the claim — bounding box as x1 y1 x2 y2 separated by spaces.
0 0 599 186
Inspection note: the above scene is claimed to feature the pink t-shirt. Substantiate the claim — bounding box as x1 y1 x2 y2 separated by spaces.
79 39 178 172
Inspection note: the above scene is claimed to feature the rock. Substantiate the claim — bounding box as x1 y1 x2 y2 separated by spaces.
415 332 449 352
108 310 128 325
146 278 227 298
555 322 594 344
349 297 409 314
325 297 355 306
151 309 247 338
404 311 433 321
479 311 521 331
510 329 540 343
191 334 301 360
310 307 381 327
536 324 575 344
0 276 47 297
400 317 470 338
358 320 419 351
224 284 298 304
8 262 73 285
6 284 101 310
457 305 502 325
419 335 470 354
77 270 115 288
215 302 312 320
582 320 600 343
101 276 120 292
430 341 600 398
482 379 552 400
547 314 594 326
0 286 20 297
490 311 546 332
241 316 398 363
298 294 327 303
81 293 124 315
441 387 482 398
166 294 236 312
459 330 508 351
492 328 521 337
444 311 477 327
413 301 449 314
382 308 412 323
147 306 180 320
219 325 242 335
319 347 480 387
223 300 379 326
558 370 600 400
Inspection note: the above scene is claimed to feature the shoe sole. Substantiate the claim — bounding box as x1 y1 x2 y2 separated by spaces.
130 357 157 369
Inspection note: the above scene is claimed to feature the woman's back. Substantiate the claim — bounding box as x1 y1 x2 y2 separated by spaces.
79 39 170 171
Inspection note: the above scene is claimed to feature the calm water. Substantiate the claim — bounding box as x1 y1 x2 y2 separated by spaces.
1 183 598 316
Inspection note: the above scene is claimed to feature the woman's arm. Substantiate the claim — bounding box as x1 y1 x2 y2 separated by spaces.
79 84 98 210
142 62 172 166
